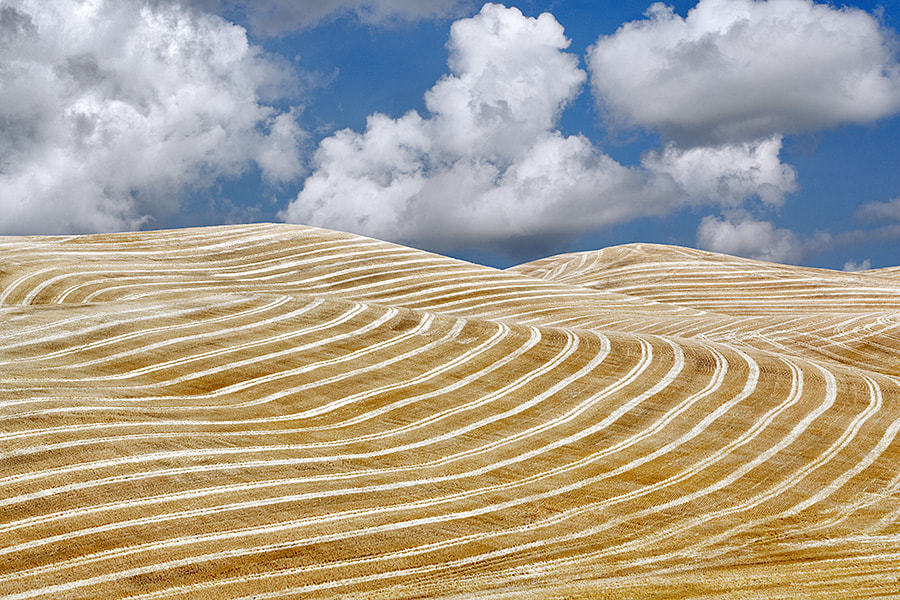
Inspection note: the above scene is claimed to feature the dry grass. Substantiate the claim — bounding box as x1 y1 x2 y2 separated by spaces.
2 223 900 598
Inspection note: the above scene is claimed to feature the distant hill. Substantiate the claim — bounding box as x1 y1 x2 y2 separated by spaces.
2 223 900 599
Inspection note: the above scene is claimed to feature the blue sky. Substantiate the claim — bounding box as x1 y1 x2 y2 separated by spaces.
1 0 898 270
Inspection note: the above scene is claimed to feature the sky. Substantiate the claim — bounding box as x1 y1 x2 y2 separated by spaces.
1 0 899 270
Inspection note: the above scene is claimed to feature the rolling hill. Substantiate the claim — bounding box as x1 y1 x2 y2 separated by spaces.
2 223 900 599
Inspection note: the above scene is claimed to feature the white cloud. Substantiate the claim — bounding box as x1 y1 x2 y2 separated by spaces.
588 0 900 144
642 135 798 207
697 202 900 267
0 0 305 234
696 214 806 264
423 4 587 160
856 197 900 222
281 3 669 252
281 3 796 256
255 109 308 184
843 259 871 272
187 0 473 35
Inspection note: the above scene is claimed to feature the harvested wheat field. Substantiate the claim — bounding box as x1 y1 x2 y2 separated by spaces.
3 223 900 599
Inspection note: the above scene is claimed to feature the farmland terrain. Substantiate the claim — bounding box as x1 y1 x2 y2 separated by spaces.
2 223 900 598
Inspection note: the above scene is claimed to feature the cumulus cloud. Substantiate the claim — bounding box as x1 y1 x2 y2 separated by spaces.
186 0 473 36
696 214 806 263
695 211 851 264
0 0 305 234
281 3 796 256
643 135 798 207
843 259 872 272
282 4 662 252
856 197 900 222
588 0 900 145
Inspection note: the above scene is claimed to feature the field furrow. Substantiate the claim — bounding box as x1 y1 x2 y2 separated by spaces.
2 224 900 598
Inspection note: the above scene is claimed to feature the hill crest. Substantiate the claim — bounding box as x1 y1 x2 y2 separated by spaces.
2 223 900 599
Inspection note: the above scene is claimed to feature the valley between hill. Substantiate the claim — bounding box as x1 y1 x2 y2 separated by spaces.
2 223 900 599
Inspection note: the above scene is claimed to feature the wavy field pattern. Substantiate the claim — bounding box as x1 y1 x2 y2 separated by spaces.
2 223 900 599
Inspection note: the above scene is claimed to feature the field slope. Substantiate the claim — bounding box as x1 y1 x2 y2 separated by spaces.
2 223 900 599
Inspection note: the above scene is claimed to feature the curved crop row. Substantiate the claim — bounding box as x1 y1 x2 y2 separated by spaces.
2 224 900 599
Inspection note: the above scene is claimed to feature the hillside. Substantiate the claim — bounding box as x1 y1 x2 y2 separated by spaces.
2 223 900 599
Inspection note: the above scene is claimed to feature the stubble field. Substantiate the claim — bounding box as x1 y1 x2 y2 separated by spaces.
2 223 900 598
